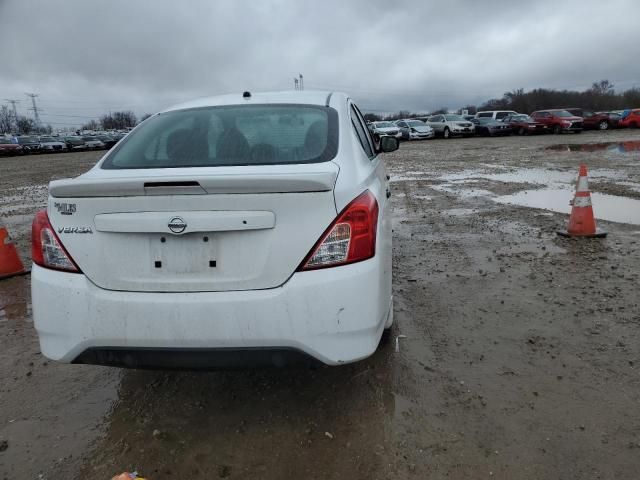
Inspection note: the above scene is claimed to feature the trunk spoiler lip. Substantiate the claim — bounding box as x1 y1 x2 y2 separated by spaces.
49 168 339 198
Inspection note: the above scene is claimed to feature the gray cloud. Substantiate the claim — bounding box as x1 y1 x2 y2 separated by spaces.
1 0 639 128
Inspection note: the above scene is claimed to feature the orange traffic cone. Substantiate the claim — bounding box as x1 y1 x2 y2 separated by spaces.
0 227 27 280
557 164 607 238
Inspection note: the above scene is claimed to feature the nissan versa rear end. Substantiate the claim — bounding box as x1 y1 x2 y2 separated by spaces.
31 91 397 368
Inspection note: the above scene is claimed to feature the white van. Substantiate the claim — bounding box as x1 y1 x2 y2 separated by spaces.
475 110 518 121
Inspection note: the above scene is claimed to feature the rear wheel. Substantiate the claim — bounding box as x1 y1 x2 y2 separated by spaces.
553 124 562 134
518 127 525 135
443 127 451 139
631 122 639 129
598 120 609 130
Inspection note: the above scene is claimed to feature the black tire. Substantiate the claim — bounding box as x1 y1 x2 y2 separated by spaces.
553 124 562 134
598 120 609 130
574 130 582 134
443 127 451 139
518 127 525 136
631 122 639 129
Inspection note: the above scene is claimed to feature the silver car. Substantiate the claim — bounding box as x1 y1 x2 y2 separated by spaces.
425 114 475 139
370 121 402 139
394 119 435 140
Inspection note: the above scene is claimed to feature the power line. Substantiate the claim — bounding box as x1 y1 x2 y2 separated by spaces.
3 99 20 127
25 93 41 129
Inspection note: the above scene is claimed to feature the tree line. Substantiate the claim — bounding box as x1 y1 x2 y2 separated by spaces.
0 106 53 135
364 80 640 121
81 111 140 131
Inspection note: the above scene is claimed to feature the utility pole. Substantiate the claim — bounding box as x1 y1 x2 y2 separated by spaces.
25 93 41 131
4 99 20 131
294 78 299 90
299 74 304 91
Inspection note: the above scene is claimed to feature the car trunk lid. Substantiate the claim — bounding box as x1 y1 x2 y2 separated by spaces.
47 163 339 292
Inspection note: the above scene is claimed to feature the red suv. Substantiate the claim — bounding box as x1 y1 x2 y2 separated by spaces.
565 108 617 130
619 109 640 128
530 110 583 134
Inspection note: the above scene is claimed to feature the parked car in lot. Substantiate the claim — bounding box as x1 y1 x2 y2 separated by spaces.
64 136 86 151
475 110 518 121
97 134 119 149
425 114 475 138
564 108 617 130
31 90 398 368
394 119 434 140
16 135 41 153
0 138 24 156
530 110 583 134
81 135 105 149
619 109 640 128
502 114 548 135
370 121 401 139
38 136 67 153
471 117 512 136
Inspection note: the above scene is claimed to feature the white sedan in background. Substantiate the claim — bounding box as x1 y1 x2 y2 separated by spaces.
394 119 435 140
369 121 402 139
81 135 105 149
31 90 397 368
38 136 67 152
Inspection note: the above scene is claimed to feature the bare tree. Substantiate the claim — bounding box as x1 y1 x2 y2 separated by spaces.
16 116 35 134
101 111 137 130
82 119 100 131
590 79 615 96
0 105 13 133
431 107 449 115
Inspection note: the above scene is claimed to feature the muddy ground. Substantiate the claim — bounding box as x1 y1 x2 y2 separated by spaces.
1 130 639 479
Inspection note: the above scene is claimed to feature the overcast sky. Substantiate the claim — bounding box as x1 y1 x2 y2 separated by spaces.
1 0 639 129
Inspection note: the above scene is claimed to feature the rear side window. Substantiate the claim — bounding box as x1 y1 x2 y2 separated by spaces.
477 112 492 118
102 104 338 169
350 105 375 158
495 112 509 119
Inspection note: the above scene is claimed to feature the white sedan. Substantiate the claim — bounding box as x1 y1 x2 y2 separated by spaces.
38 136 67 153
31 90 397 368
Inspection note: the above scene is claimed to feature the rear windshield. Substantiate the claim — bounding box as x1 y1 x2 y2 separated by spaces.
102 104 338 169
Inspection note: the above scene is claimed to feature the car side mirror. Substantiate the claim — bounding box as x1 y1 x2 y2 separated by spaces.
379 136 399 153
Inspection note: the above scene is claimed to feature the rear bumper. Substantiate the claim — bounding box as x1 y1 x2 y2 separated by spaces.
31 258 390 367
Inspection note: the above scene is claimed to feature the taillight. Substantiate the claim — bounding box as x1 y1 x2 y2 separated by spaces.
298 190 378 271
32 210 80 273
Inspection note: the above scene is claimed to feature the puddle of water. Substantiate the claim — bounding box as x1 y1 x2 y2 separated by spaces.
495 189 640 225
433 184 496 198
443 208 478 216
390 175 419 183
441 168 627 186
546 140 640 153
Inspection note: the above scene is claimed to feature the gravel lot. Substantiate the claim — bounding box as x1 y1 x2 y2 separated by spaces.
1 130 639 479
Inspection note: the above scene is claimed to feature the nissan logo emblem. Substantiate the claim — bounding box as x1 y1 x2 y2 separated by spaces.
168 216 187 234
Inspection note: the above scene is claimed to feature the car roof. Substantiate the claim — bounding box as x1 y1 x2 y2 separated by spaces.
163 90 343 113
